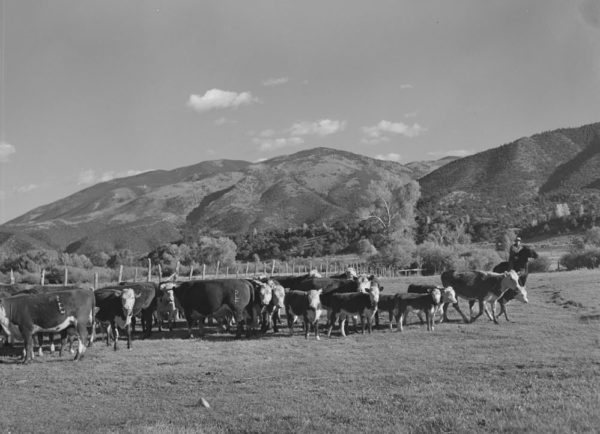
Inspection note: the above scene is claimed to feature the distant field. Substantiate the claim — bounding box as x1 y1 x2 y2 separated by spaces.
1 270 600 433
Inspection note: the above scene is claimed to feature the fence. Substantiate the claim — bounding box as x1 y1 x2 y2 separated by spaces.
3 258 422 288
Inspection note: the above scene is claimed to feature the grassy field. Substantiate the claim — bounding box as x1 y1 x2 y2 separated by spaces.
1 270 600 433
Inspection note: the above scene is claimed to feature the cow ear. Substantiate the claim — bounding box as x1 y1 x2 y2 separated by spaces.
317 289 322 295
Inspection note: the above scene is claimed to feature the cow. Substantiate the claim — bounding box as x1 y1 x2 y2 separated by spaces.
284 289 323 339
0 284 93 356
172 279 272 338
154 282 178 332
376 293 401 330
0 288 95 363
261 280 286 333
396 288 442 332
94 287 140 350
440 270 527 324
115 282 158 338
326 285 379 337
407 284 457 325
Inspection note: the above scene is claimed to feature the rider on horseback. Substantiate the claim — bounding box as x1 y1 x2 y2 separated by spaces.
508 236 523 272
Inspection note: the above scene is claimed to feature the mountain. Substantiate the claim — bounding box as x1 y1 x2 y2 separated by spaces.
0 147 436 255
418 122 600 231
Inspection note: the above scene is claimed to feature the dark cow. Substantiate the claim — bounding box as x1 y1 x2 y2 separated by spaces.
326 285 379 337
440 270 527 324
376 293 401 330
0 284 93 356
116 282 158 338
94 287 140 350
396 289 442 332
284 289 323 339
0 288 95 363
172 279 272 338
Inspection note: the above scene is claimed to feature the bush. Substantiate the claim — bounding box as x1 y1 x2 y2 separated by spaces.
457 247 502 271
416 242 459 275
559 249 600 270
528 256 552 273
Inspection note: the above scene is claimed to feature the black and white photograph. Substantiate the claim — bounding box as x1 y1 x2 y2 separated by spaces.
1 1 600 432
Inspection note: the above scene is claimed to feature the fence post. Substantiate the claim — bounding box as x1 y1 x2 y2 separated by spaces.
64 267 68 286
286 262 289 275
175 261 181 280
215 261 220 278
189 265 194 280
158 264 162 282
271 261 275 275
118 265 123 283
147 258 152 282
246 262 249 276
41 269 45 285
134 268 138 282
94 272 99 290
10 269 15 284
226 266 229 277
202 264 206 280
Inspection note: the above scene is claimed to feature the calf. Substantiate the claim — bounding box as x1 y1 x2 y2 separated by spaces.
397 288 441 332
283 289 323 339
376 293 401 330
95 287 139 350
407 284 457 325
261 280 286 333
326 287 379 337
154 283 178 332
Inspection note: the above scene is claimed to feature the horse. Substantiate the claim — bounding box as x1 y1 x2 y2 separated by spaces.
468 245 538 321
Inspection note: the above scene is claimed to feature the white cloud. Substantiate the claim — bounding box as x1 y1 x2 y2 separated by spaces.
187 89 258 113
253 136 304 151
214 117 238 126
580 0 600 28
362 120 426 144
400 84 413 89
428 149 474 158
258 129 276 138
0 142 16 163
262 77 289 87
404 110 419 118
289 119 347 137
375 153 402 162
14 184 39 193
78 169 149 185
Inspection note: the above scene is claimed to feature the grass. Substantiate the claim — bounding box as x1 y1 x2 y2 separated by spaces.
1 270 600 433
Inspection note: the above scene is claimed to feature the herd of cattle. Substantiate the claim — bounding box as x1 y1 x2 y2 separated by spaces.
0 260 531 364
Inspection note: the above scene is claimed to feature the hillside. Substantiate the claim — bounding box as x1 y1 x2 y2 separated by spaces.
418 122 600 233
0 148 429 254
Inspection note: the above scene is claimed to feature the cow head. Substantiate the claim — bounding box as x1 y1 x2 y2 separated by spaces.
357 274 371 293
502 270 528 304
254 281 272 307
345 267 358 279
120 288 139 326
431 288 442 305
441 286 457 304
309 269 322 278
266 280 286 310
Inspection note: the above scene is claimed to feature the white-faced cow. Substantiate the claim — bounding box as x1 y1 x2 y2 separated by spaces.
396 288 442 332
0 288 95 363
407 284 457 325
171 279 272 338
284 289 323 339
440 270 528 324
260 280 286 333
154 282 178 332
326 285 379 338
94 287 140 350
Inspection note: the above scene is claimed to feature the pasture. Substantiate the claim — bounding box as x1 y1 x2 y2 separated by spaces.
1 270 600 433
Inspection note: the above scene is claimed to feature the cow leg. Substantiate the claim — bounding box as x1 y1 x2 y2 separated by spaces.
388 310 394 330
327 312 337 338
126 323 132 350
74 322 88 361
112 321 119 351
451 302 471 323
398 311 405 332
374 311 380 329
21 329 34 364
35 334 43 357
340 316 347 337
488 299 500 324
467 300 485 323
59 330 68 357
498 299 510 321
314 318 320 340
440 303 449 323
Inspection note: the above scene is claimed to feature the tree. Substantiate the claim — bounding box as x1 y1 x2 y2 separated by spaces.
357 177 421 239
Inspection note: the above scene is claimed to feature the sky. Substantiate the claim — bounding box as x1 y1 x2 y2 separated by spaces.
1 0 600 223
